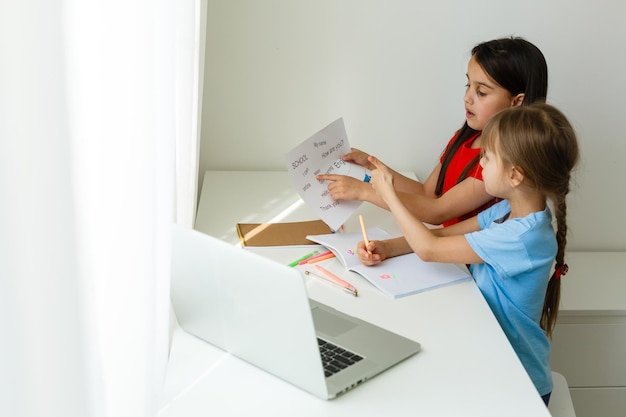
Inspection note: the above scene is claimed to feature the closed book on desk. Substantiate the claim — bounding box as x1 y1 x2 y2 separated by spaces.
307 228 470 299
236 220 332 247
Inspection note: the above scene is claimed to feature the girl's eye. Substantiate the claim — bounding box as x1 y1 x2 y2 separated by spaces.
466 83 487 97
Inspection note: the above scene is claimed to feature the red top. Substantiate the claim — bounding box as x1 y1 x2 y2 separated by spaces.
439 130 497 226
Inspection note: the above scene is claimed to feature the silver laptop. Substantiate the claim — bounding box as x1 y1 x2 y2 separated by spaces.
170 224 421 400
171 223 227 350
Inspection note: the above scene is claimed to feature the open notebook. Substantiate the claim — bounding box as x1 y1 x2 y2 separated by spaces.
306 228 470 298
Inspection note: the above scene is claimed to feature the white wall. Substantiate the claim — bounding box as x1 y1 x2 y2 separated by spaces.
199 0 626 251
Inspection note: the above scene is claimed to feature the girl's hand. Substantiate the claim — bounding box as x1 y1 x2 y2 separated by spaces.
367 156 396 202
342 148 375 170
357 239 387 266
315 174 368 201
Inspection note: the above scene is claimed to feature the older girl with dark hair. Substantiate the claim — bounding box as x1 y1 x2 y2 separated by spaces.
318 37 549 226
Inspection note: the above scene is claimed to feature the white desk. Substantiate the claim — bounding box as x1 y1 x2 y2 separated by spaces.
158 171 551 417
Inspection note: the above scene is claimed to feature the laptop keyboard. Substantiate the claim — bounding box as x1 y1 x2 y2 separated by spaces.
317 338 364 377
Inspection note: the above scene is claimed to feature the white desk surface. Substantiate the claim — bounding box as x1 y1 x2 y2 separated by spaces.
158 170 551 417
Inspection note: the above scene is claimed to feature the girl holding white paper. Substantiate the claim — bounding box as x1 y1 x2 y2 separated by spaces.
317 37 548 227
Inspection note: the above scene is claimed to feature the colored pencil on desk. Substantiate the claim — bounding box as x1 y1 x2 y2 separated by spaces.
298 250 334 265
312 265 358 297
303 252 336 264
287 250 319 267
304 270 358 297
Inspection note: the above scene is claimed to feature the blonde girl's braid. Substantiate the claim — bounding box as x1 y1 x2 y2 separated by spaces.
536 105 579 338
541 190 569 338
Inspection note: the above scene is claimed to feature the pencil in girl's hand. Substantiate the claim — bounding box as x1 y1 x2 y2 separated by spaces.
359 214 372 255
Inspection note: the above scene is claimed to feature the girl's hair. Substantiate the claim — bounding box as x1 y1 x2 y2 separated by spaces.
472 37 548 106
436 37 548 196
482 103 580 338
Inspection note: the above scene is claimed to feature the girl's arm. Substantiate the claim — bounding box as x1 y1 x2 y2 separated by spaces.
357 236 413 266
342 148 426 194
318 151 493 226
389 160 493 225
315 148 426 208
366 155 484 266
393 176 493 225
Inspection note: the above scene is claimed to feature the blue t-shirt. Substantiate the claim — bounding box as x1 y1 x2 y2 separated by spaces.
465 200 556 396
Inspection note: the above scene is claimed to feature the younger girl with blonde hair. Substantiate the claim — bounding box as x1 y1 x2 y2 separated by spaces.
358 103 579 405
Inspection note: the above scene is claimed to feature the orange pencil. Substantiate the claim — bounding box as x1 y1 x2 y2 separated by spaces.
299 250 334 265
312 265 358 297
359 214 372 255
304 252 336 264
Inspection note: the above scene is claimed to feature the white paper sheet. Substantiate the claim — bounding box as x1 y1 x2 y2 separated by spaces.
284 118 369 231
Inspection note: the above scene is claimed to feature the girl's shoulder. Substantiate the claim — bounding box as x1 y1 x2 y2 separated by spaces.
443 124 480 152
479 200 511 224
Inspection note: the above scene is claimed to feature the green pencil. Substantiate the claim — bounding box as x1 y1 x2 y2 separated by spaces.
288 250 319 267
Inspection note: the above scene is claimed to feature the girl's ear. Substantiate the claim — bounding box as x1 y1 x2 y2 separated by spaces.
511 93 525 107
510 166 525 187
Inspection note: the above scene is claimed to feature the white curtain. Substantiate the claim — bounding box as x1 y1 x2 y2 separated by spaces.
0 1 204 416
175 0 207 228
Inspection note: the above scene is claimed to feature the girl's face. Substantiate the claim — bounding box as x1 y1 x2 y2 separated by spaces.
464 56 520 131
479 145 508 198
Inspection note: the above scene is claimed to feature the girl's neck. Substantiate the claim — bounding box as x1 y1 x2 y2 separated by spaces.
507 191 546 219
470 133 482 149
